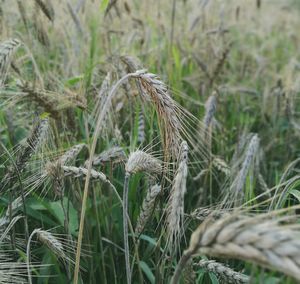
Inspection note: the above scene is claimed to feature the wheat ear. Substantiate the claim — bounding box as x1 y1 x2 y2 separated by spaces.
167 141 188 249
203 92 217 134
0 39 21 86
125 150 162 175
122 150 162 283
196 260 250 283
136 72 181 158
190 208 225 222
171 212 300 283
228 134 259 205
88 146 126 167
59 144 86 165
135 184 161 235
15 118 49 172
3 117 49 191
27 229 69 284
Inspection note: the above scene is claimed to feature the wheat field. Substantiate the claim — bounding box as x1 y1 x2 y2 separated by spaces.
0 0 300 283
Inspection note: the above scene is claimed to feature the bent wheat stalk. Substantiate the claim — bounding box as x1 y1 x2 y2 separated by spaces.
74 70 145 284
171 212 300 283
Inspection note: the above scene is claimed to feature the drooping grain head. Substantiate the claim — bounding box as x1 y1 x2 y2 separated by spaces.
133 71 182 159
36 229 66 259
125 150 162 175
88 146 126 167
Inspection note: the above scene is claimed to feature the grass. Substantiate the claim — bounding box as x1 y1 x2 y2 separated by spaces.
0 0 300 283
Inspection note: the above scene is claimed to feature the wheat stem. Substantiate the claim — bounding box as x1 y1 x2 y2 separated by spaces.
73 71 141 284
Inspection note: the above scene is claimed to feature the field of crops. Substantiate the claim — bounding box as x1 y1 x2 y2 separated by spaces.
1 0 300 283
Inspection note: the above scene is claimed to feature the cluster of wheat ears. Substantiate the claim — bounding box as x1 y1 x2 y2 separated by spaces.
0 0 300 283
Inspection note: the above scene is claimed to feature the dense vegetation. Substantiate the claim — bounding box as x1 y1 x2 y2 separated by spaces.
0 0 300 283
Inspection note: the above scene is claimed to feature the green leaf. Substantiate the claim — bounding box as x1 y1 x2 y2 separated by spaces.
290 189 300 202
139 261 155 284
64 75 84 87
138 234 158 247
100 0 109 12
209 272 219 284
48 198 79 236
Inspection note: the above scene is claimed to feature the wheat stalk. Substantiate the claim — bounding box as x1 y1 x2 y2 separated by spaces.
196 260 250 283
171 212 300 283
17 0 28 31
32 15 50 47
74 70 142 284
34 0 55 22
